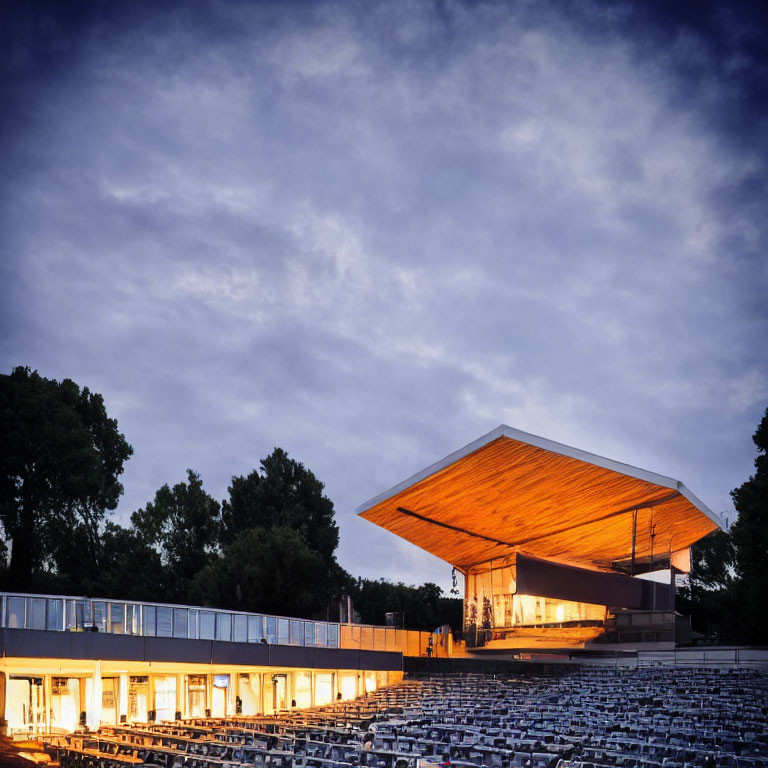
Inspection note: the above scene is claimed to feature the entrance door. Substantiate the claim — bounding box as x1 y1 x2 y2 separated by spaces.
128 676 149 723
273 674 288 712
7 677 46 733
100 678 119 725
211 675 229 717
154 676 177 722
237 673 261 716
51 677 81 731
187 675 207 718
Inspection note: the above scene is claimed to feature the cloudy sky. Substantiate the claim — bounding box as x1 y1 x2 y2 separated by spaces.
2 0 766 592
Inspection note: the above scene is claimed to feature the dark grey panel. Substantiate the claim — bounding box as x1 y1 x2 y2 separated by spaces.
91 633 148 662
359 650 402 672
143 636 213 663
1 628 95 659
268 644 314 667
0 628 403 671
516 553 643 608
211 641 270 666
313 648 360 669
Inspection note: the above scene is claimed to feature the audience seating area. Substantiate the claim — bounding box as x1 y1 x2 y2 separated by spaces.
42 666 768 768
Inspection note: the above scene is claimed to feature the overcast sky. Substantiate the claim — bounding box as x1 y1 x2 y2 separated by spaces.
2 0 766 593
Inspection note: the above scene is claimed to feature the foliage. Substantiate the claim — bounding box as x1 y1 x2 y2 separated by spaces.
201 448 345 617
730 406 768 644
676 529 738 642
131 469 221 602
191 526 332 618
86 521 166 601
349 577 463 631
0 366 133 589
689 528 735 590
221 448 339 566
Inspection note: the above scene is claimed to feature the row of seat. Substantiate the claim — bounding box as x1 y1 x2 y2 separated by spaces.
43 666 768 768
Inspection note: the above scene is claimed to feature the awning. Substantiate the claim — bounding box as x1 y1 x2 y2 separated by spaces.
357 425 719 572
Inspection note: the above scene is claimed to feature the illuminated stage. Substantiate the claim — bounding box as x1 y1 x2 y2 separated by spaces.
358 425 720 649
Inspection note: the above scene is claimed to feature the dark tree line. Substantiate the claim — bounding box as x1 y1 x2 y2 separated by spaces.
0 366 460 631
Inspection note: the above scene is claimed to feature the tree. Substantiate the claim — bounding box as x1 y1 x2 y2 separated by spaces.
676 528 737 642
0 366 133 589
85 521 166 602
730 406 768 643
221 448 339 566
131 469 221 602
191 526 331 618
199 448 345 618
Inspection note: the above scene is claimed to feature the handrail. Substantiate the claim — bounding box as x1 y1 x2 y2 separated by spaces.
0 591 341 649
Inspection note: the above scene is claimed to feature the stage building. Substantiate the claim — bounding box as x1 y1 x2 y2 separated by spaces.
358 425 720 650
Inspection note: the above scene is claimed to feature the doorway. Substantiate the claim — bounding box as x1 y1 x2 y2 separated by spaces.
186 675 207 718
100 677 119 725
7 676 46 733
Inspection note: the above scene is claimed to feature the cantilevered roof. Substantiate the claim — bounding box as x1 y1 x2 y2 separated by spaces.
357 426 720 572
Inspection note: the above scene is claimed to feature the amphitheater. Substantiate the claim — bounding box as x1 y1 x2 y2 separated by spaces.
4 427 766 765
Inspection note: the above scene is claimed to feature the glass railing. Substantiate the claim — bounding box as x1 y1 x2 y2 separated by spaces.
0 592 340 649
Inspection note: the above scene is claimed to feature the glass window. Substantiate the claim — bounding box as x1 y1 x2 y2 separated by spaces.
315 622 327 647
248 615 264 643
28 598 46 630
200 611 215 640
233 614 247 643
81 600 93 628
216 613 231 641
266 616 277 644
143 605 156 636
278 618 290 645
110 603 125 634
92 601 107 632
65 600 79 631
173 608 188 638
47 599 63 631
328 624 339 648
156 607 173 637
125 604 139 635
290 620 302 645
304 622 315 647
7 597 25 628
188 610 199 639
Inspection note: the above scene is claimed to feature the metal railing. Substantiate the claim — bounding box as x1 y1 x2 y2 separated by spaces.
0 592 340 649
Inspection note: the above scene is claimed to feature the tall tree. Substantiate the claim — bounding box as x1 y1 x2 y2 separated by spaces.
221 448 339 567
0 366 133 589
208 448 344 617
730 406 768 643
131 469 221 602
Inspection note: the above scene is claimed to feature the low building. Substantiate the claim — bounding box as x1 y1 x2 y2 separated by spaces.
0 593 411 734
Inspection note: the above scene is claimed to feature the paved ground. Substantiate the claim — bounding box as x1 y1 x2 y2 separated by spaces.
0 737 51 765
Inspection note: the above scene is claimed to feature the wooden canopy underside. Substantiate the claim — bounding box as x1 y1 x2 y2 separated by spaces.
357 427 719 572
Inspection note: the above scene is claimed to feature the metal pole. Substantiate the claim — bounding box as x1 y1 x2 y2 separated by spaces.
630 509 638 576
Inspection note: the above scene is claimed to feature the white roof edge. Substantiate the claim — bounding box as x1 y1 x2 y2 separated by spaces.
677 483 722 528
356 424 717 523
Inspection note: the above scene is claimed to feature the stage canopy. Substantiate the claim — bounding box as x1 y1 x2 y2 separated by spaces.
357 426 720 573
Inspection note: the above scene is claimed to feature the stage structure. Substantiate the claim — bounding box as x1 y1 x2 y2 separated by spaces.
358 426 720 650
